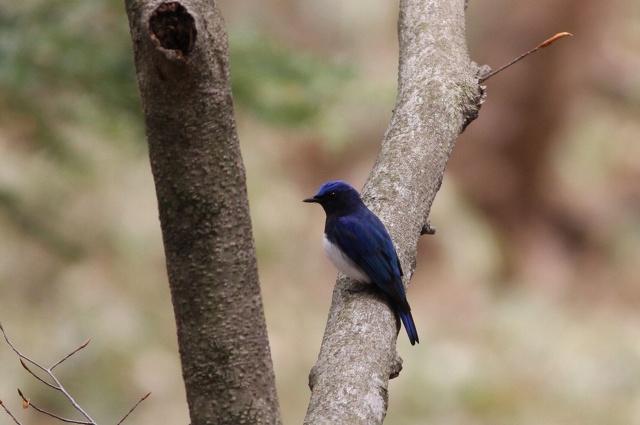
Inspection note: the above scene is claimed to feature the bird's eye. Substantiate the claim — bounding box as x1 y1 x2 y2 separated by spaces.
329 192 336 198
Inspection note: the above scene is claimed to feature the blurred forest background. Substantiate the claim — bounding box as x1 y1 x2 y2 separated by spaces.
1 0 639 424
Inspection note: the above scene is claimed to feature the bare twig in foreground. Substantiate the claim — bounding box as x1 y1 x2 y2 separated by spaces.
1 322 150 424
116 392 152 425
17 389 92 425
0 322 96 423
0 398 22 425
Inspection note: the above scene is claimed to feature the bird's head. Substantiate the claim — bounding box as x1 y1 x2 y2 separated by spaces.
303 180 364 215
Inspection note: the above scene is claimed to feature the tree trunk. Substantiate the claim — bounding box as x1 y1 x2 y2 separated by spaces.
124 1 281 424
304 0 483 423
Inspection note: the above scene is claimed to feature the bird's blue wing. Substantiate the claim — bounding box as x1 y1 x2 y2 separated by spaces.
333 213 405 301
333 212 419 345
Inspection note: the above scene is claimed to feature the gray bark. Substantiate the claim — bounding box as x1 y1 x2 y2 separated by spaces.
124 1 281 424
304 0 483 423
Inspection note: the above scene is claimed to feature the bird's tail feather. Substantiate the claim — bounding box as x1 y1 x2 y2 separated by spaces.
397 307 419 345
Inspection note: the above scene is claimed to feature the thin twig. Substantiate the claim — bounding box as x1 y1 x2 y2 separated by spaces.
51 338 91 370
0 323 97 424
479 32 572 83
45 372 95 422
17 390 93 425
116 392 151 425
1 323 46 371
19 359 58 390
3 322 148 424
0 399 23 425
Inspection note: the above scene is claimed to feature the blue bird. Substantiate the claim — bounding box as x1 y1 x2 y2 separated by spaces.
304 180 419 345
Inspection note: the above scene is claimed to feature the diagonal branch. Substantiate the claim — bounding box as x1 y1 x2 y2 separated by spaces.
17 389 93 425
479 32 572 82
51 338 91 370
1 323 44 372
19 360 58 390
304 0 483 423
0 399 22 425
116 392 151 425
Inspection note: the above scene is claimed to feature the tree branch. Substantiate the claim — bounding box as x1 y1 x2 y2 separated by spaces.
304 0 483 423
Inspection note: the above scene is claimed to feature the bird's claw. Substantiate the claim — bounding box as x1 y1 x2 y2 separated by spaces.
344 281 372 294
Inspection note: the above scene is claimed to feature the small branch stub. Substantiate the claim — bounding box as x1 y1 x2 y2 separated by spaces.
149 2 197 56
420 221 436 236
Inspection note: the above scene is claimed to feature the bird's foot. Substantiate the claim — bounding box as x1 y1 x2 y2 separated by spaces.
345 281 373 294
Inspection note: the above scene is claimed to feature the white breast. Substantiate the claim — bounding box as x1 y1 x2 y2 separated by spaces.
323 234 371 283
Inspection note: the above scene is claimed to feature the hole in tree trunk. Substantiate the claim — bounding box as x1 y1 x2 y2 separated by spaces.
149 2 197 56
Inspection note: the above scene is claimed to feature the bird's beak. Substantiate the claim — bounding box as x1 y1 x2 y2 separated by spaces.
303 196 319 203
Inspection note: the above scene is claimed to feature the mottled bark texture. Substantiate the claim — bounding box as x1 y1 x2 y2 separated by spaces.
304 0 483 424
124 1 281 424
